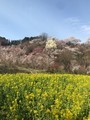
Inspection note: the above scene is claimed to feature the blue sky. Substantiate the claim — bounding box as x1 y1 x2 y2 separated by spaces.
0 0 90 42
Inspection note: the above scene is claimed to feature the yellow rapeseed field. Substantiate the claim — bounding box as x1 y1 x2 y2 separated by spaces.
0 74 90 120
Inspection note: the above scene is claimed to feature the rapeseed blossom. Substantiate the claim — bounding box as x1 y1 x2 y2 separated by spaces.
0 73 90 119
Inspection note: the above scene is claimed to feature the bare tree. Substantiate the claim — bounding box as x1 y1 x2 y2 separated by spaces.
56 49 73 72
40 33 48 41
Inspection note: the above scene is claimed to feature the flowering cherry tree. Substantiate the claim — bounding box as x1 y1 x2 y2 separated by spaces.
45 38 57 49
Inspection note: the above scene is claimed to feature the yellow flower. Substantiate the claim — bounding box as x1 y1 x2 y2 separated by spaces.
65 109 73 120
25 95 29 99
34 110 38 114
55 99 59 104
55 115 59 120
52 109 59 115
29 93 34 98
40 105 44 110
42 92 48 97
10 106 13 110
46 109 50 113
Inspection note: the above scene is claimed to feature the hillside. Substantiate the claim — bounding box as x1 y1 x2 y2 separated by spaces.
0 35 90 74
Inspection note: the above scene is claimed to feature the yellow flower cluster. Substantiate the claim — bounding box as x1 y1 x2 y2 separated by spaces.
0 73 90 120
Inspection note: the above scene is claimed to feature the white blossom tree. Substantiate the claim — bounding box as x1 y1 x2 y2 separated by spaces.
45 38 57 49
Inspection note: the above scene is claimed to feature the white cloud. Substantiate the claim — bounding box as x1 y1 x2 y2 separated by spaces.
81 25 90 34
65 17 80 25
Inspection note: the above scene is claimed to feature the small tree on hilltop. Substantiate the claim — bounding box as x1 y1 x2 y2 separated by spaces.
40 33 48 41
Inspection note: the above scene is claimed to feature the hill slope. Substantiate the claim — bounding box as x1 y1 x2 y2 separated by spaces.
0 35 90 74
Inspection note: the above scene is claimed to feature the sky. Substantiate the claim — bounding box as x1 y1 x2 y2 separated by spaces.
0 0 90 42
